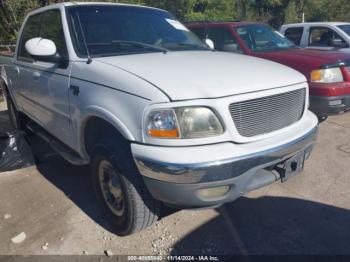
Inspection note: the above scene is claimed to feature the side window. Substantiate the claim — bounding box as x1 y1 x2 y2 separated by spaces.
284 27 303 45
309 27 347 47
208 27 242 53
39 10 68 58
18 14 41 60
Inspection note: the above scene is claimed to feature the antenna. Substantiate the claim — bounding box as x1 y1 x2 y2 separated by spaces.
76 13 92 64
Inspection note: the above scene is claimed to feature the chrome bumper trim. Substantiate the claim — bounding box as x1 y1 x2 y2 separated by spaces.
134 126 318 184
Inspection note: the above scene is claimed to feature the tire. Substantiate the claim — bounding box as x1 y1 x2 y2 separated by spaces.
90 137 161 236
6 95 25 130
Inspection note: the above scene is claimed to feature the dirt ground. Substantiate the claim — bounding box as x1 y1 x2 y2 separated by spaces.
0 100 350 256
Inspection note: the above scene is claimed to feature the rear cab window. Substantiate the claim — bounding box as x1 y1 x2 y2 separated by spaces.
18 14 41 62
284 27 304 45
18 9 68 63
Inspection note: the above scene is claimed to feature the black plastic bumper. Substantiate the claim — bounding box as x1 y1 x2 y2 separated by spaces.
310 95 350 117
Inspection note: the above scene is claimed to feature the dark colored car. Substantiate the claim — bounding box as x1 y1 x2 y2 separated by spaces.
188 22 350 120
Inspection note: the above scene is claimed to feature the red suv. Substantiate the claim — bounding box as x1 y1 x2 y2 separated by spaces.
188 22 350 121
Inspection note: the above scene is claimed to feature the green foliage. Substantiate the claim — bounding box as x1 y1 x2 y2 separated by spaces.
0 0 39 44
1 0 350 44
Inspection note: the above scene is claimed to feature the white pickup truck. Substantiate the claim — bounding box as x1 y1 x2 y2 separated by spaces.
280 22 350 51
0 2 318 235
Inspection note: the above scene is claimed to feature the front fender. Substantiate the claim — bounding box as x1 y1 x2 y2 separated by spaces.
83 105 135 140
79 105 135 155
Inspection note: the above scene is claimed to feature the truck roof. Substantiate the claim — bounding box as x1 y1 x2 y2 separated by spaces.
281 22 350 28
27 1 163 16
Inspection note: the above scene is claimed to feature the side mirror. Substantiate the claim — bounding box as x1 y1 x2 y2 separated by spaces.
205 38 215 50
25 38 65 65
332 38 348 48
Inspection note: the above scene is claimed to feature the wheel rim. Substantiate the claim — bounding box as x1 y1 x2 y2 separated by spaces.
8 101 18 129
98 160 125 217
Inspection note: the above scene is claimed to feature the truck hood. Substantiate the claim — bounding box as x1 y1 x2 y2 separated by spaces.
257 48 350 70
96 51 306 101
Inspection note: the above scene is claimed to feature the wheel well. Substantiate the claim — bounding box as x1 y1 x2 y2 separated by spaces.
0 78 8 99
84 117 128 156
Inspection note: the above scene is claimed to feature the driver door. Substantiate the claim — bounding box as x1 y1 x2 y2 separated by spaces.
16 9 72 146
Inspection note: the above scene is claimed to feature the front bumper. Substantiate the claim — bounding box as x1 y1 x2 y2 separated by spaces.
310 94 350 117
132 120 318 208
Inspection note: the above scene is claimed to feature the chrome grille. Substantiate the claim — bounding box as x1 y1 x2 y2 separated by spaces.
229 88 306 137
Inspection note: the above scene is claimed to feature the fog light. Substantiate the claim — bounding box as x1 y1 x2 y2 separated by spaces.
329 100 342 106
197 186 230 199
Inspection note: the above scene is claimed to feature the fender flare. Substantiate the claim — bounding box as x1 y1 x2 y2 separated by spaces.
0 66 8 88
0 74 8 100
80 105 136 155
0 69 21 111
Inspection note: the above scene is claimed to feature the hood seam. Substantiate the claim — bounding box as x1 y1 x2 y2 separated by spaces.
96 59 172 102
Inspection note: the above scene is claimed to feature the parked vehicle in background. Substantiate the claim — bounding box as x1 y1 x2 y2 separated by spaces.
280 22 350 51
0 3 318 235
188 22 350 120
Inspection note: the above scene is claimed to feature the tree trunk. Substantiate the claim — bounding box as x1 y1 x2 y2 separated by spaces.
237 0 246 20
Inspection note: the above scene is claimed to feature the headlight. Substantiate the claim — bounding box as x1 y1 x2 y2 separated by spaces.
175 107 224 138
311 68 343 83
147 109 180 138
146 107 224 139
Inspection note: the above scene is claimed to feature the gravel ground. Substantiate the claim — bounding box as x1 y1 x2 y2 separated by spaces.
0 100 350 256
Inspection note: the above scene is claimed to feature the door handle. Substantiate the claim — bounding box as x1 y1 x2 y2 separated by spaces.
33 71 41 79
14 66 20 74
70 85 80 96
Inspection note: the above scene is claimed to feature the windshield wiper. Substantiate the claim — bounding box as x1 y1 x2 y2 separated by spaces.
110 40 168 54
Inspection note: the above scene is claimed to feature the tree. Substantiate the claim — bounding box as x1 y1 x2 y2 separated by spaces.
249 0 292 28
237 0 247 20
302 0 350 22
0 0 40 44
1 0 350 45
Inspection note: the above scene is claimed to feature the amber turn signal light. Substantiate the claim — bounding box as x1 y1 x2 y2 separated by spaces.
148 129 180 138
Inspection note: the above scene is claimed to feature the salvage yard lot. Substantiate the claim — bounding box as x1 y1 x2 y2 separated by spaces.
0 100 350 255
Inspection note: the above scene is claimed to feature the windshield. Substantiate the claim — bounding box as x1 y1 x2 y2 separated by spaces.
235 24 297 52
66 5 208 57
338 24 350 36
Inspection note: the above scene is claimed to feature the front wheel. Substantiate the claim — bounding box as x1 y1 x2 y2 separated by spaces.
91 140 161 236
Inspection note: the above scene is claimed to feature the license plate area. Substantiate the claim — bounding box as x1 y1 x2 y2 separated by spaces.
275 151 306 183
